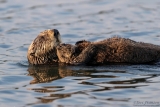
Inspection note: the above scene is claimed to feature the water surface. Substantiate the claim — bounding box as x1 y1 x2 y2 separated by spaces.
0 0 160 107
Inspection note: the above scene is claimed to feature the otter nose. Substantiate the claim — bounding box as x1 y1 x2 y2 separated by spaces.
53 29 59 37
53 29 61 43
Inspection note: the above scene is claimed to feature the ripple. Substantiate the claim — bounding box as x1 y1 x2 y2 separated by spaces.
17 61 29 67
0 44 11 48
28 4 47 10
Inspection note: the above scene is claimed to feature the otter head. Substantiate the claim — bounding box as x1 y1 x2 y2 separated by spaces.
27 29 62 65
56 44 75 63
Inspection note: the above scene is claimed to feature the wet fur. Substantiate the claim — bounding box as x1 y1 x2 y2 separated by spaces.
57 37 160 65
27 29 61 65
56 44 75 63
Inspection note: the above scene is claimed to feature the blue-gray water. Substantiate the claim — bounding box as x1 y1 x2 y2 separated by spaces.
0 0 160 107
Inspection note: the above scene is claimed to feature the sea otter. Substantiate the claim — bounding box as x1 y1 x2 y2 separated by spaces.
56 37 160 65
56 40 91 64
27 29 62 65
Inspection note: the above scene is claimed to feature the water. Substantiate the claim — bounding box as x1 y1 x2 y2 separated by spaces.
0 0 160 107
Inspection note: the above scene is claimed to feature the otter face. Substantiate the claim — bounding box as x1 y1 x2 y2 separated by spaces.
56 44 75 63
27 29 62 65
46 29 62 46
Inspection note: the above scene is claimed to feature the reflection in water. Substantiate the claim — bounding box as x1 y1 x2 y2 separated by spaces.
26 65 158 105
28 65 60 84
27 65 93 104
27 65 92 84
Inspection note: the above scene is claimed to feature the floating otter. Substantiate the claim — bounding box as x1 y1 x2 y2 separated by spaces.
56 37 160 65
56 40 91 64
27 29 62 65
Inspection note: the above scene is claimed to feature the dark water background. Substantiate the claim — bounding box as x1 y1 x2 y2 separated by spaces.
1 0 160 107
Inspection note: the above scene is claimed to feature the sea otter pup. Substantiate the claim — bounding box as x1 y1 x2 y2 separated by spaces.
56 37 160 65
56 40 91 64
27 29 62 65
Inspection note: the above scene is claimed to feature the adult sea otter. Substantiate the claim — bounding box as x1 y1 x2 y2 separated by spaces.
27 29 61 65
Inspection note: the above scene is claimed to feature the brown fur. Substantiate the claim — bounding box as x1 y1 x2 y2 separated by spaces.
56 40 91 63
57 37 160 65
27 29 62 65
56 44 75 63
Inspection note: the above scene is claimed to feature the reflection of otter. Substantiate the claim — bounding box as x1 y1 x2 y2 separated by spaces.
28 65 60 84
27 65 91 84
27 66 92 104
27 65 155 104
27 29 62 65
57 37 160 65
